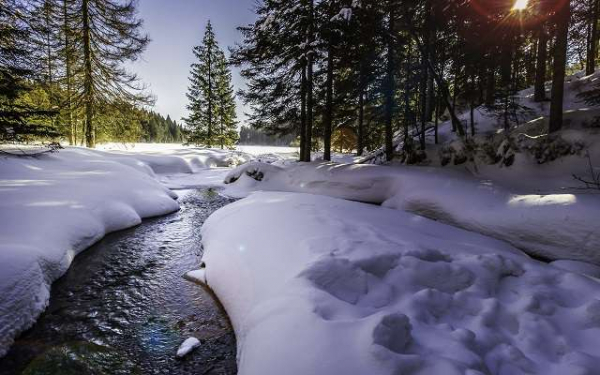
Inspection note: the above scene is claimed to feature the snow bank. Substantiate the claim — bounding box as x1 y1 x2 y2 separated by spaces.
202 192 600 375
223 162 600 264
0 148 180 357
97 143 254 173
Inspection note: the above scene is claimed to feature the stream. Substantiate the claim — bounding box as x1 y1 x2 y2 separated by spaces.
0 188 237 375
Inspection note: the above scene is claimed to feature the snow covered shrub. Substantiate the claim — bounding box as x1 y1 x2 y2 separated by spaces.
439 139 475 166
223 161 283 184
398 139 428 165
517 133 585 164
494 139 516 167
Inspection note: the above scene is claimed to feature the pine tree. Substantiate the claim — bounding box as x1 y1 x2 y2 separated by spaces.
232 0 316 161
74 0 150 148
184 21 221 147
214 49 238 149
0 0 57 141
549 0 571 133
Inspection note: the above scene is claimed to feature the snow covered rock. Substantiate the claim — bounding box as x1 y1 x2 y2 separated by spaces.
184 269 207 284
176 337 201 358
201 192 600 375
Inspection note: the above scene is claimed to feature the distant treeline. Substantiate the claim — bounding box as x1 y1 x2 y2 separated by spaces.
141 111 185 143
238 126 296 146
0 0 160 147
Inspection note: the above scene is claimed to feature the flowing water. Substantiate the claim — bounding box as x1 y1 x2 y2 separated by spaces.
0 189 237 375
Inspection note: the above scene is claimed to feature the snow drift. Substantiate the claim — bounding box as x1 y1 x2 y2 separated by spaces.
0 147 185 357
202 191 600 375
223 162 600 264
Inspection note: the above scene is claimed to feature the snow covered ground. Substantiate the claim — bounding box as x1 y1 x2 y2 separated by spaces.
222 161 600 264
0 145 253 358
202 191 600 375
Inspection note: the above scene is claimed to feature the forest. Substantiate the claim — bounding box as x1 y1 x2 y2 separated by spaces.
233 0 596 161
0 0 188 146
2 1 600 375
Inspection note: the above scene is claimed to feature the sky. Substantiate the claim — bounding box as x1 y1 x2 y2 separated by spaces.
129 0 257 125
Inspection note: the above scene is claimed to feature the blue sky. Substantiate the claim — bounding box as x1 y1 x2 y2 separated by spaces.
130 0 257 124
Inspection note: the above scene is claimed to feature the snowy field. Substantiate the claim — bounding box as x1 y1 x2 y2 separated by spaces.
1 137 600 374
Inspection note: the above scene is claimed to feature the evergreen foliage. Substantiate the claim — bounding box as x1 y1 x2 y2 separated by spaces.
233 0 587 162
184 21 238 148
238 125 295 146
0 0 58 142
0 0 152 147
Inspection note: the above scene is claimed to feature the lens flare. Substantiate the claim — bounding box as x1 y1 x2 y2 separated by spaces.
512 0 529 11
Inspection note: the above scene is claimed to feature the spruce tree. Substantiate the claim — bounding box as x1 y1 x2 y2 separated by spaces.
184 21 221 147
0 0 57 141
74 0 150 148
231 0 315 160
214 49 238 149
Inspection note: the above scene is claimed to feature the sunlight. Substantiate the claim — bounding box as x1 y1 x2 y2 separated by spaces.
512 0 529 11
508 194 577 207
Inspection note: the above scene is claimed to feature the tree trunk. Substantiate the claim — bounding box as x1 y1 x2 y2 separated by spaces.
420 56 427 150
384 3 395 162
220 120 224 149
549 0 570 133
63 0 74 145
304 0 314 162
300 63 307 161
409 29 466 136
485 60 495 106
423 0 435 122
434 94 439 144
82 0 95 148
470 103 475 138
207 47 213 148
357 88 364 156
323 42 333 161
403 46 411 144
587 0 599 75
534 23 548 102
451 71 458 115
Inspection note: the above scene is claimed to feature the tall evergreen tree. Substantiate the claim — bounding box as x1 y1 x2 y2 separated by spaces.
185 21 220 147
0 0 57 141
214 49 238 148
74 0 150 148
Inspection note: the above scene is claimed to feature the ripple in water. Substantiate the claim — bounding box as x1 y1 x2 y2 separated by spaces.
0 189 237 375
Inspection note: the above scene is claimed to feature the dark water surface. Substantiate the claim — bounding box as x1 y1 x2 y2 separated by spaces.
0 189 237 375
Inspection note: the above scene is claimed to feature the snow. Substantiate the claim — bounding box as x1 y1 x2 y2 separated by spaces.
551 260 600 279
202 191 600 375
184 269 207 285
176 337 201 358
222 162 600 264
0 145 251 358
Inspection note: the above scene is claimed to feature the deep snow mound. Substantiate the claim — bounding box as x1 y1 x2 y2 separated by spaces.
202 192 600 375
222 162 600 264
96 144 254 173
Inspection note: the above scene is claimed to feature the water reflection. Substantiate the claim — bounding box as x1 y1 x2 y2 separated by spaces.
0 189 237 375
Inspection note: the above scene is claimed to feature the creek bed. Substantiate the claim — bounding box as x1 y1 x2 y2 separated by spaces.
0 189 237 375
